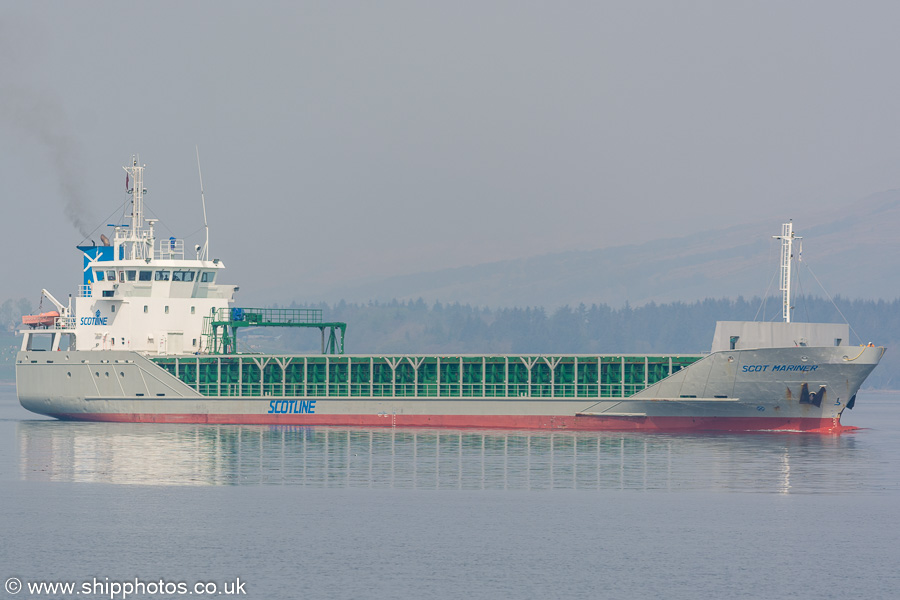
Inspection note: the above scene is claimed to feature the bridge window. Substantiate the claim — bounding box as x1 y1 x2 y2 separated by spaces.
139 271 152 281
155 271 170 281
172 270 195 282
106 270 116 280
102 290 114 298
201 272 215 283
95 270 105 281
126 271 136 281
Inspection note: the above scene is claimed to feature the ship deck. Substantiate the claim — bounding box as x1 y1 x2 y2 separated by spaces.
150 353 705 399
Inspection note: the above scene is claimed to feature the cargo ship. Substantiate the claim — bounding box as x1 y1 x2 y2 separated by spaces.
15 158 884 432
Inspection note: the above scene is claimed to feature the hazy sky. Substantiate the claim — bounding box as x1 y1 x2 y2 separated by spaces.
2 1 899 306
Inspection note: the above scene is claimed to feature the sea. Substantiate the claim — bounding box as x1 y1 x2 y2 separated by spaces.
1 383 897 600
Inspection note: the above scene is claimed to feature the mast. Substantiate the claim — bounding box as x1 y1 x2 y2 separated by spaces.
772 221 801 323
121 157 154 261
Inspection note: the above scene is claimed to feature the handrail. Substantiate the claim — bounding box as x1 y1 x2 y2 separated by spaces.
158 238 185 259
54 316 76 330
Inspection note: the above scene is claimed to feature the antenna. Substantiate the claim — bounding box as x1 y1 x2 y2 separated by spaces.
196 145 210 261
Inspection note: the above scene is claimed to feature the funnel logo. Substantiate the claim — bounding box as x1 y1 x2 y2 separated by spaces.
80 309 108 326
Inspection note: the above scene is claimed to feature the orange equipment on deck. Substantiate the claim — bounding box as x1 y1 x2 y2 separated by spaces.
22 311 60 328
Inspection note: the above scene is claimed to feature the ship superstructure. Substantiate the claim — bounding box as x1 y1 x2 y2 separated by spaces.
15 158 885 432
21 158 236 356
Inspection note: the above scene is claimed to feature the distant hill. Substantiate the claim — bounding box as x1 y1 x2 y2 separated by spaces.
302 190 900 308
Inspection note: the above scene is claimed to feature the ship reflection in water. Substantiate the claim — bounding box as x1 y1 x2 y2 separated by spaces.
17 421 872 493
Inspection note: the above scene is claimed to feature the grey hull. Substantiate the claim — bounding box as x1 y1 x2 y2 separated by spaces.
16 345 884 432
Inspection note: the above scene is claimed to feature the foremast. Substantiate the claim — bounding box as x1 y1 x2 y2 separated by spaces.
773 221 801 323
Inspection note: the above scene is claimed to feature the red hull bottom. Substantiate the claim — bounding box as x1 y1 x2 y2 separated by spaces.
53 412 857 433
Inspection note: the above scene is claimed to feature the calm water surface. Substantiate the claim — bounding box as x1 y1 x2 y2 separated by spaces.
1 384 897 599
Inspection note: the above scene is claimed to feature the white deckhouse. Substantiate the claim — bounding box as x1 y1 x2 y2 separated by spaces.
20 158 237 355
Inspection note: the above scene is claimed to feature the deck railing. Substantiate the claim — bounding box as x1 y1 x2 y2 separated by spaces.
54 316 76 330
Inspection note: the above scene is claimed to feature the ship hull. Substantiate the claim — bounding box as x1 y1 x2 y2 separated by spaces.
16 345 884 433
44 412 849 433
